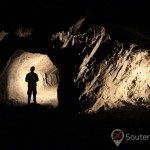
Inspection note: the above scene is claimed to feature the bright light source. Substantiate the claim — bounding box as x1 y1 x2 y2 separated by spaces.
0 50 58 107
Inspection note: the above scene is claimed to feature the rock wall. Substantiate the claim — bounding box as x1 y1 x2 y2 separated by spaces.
51 18 150 113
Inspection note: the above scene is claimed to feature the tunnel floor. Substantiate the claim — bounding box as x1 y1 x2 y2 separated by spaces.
0 103 150 149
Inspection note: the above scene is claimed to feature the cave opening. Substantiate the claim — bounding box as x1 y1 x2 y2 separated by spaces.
0 50 59 107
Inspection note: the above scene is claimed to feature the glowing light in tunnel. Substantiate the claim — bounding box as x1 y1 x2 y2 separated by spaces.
0 50 58 107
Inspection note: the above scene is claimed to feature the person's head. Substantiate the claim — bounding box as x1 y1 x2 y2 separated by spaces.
30 66 35 72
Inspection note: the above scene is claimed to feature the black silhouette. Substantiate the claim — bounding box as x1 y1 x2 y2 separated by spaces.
25 66 39 104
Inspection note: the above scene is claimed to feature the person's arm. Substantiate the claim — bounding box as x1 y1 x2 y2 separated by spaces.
25 74 28 82
36 74 39 82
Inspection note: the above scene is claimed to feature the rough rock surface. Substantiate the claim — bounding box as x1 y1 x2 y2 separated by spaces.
51 17 150 113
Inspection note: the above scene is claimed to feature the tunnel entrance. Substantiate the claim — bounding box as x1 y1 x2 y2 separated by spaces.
0 50 59 107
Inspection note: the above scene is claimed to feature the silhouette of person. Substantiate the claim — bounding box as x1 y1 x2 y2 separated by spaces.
25 66 39 104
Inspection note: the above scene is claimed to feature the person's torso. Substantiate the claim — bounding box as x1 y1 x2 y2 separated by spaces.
27 73 38 87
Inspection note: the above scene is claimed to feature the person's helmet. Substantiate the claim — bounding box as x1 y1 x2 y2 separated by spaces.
30 66 35 72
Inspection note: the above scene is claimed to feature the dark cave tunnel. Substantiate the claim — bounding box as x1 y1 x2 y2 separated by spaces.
1 2 150 149
0 29 80 114
1 12 150 115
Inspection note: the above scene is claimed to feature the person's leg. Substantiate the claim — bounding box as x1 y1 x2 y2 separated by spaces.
27 89 31 104
33 88 37 104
